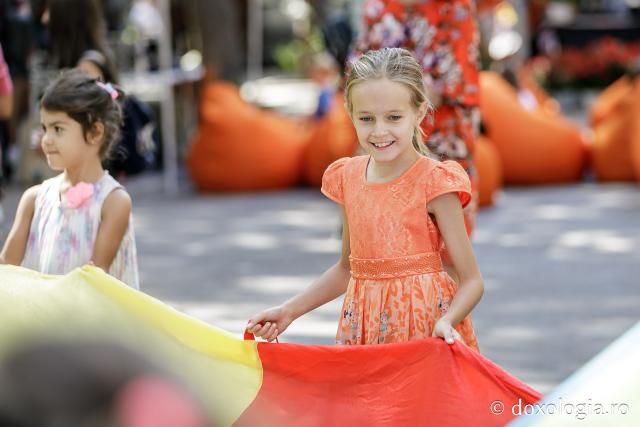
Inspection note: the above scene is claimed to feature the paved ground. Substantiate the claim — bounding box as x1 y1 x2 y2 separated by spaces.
2 173 639 394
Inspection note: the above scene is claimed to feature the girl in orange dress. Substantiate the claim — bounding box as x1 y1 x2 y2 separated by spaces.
248 48 482 350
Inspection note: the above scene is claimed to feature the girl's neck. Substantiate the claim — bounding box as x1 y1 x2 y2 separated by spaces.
63 158 105 186
368 149 421 183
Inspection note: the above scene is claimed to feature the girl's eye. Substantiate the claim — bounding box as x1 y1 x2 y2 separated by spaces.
389 115 402 121
54 126 63 133
359 117 373 122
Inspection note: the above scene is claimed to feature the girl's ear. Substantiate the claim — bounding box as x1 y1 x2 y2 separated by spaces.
88 122 105 146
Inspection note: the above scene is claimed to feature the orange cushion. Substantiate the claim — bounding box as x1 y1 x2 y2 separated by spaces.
632 79 640 182
187 82 306 191
302 94 358 186
479 72 586 184
590 76 632 127
518 66 561 117
475 136 503 207
591 79 638 182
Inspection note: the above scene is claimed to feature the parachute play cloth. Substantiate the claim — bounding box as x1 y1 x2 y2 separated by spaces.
0 266 541 426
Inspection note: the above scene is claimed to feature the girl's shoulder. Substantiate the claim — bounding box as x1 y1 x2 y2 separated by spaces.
38 173 64 191
97 174 132 213
32 174 64 204
424 157 469 183
324 155 368 180
321 156 368 204
94 173 127 200
420 157 472 207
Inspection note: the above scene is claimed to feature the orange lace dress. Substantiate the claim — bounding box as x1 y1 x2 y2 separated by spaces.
321 155 479 350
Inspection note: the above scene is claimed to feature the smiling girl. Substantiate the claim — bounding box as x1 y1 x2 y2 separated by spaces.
248 48 483 348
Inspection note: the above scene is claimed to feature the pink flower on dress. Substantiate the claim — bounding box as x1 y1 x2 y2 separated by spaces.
66 182 94 208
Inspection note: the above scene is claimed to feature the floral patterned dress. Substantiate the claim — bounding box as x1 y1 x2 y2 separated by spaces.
22 172 139 289
321 155 479 350
351 0 481 233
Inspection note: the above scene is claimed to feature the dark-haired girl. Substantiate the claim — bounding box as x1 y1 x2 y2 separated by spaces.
0 70 139 289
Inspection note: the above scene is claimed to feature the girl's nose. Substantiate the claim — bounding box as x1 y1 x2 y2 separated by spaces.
41 131 52 146
372 121 387 136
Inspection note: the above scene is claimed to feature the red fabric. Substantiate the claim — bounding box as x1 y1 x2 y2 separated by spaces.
236 338 541 427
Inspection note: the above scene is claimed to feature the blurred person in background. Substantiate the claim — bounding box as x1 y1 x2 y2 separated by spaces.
0 0 32 184
0 44 12 123
0 340 209 427
307 52 341 120
77 49 157 178
0 42 13 224
38 0 115 71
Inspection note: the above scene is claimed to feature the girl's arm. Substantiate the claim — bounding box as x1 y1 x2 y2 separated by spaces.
248 207 352 341
0 186 39 265
91 189 132 272
428 193 484 341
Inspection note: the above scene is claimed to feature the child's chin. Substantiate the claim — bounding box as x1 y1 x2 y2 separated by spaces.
46 161 65 171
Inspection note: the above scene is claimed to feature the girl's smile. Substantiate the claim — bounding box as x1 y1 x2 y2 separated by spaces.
370 140 396 149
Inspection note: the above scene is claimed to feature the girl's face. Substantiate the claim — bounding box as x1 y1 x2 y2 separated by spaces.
40 109 102 171
350 78 424 164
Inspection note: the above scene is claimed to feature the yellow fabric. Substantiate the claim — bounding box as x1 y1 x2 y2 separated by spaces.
0 265 261 427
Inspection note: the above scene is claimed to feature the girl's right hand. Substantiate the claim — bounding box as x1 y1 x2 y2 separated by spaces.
246 305 295 342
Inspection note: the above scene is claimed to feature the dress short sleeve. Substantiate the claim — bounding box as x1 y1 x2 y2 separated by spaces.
321 157 348 204
425 160 472 208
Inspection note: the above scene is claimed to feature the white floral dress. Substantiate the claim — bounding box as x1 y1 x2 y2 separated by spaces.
22 172 139 289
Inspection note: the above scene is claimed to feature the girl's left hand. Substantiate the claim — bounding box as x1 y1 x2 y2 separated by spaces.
432 318 461 345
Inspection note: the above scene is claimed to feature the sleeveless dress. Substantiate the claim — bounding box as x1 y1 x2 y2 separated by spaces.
22 172 139 289
321 155 479 350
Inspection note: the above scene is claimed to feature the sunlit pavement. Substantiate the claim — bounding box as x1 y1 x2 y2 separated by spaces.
2 176 639 394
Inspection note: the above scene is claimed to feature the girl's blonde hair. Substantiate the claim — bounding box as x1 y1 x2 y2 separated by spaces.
345 48 433 156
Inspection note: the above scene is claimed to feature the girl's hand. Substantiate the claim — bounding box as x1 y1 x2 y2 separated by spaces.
246 306 295 342
432 317 461 345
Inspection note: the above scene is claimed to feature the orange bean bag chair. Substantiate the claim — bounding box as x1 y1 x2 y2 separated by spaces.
589 75 632 128
479 72 586 184
302 94 359 186
624 80 640 182
475 136 503 207
518 66 561 117
590 77 639 182
187 82 307 191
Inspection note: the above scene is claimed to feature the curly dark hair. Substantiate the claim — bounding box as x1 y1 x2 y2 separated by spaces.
40 69 125 160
